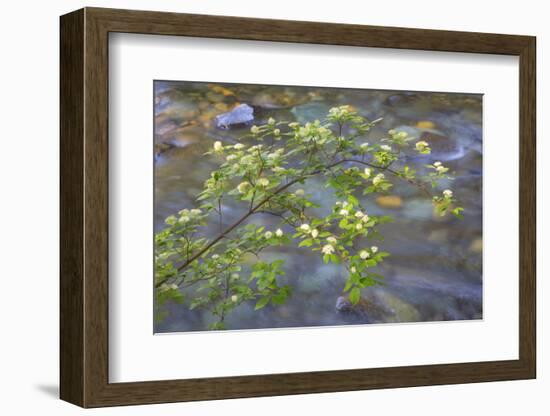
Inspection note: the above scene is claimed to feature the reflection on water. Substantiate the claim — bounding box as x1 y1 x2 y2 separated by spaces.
154 81 482 332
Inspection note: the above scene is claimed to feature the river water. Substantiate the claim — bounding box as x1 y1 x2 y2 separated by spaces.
154 81 482 332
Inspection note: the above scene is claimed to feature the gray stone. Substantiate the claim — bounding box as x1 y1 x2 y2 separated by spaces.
335 296 353 313
214 103 254 129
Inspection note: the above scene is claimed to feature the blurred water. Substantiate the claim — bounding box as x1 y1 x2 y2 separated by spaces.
154 81 482 332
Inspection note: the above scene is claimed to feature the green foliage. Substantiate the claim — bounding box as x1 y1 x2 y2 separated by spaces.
154 105 463 329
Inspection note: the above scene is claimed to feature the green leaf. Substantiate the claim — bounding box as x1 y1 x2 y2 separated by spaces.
452 207 464 219
255 296 270 310
349 288 361 305
347 194 359 205
299 238 314 247
343 279 353 292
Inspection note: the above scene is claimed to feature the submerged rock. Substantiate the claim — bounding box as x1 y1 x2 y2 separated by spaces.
250 90 309 109
384 92 418 107
376 195 403 209
416 120 436 129
335 296 354 313
154 142 175 161
167 126 203 148
214 103 254 129
469 237 483 253
335 292 397 323
419 130 465 161
291 102 331 124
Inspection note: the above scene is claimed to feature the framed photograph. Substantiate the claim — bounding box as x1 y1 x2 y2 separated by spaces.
60 7 536 407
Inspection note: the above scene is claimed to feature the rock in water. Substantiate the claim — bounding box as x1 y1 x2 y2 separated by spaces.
376 195 403 209
335 292 397 323
291 102 331 124
335 296 371 321
154 142 174 161
214 103 254 130
335 296 353 313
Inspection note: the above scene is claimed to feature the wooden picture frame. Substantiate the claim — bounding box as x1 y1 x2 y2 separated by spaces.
60 7 536 408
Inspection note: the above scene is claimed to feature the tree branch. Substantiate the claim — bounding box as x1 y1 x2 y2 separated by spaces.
172 157 432 277
340 159 432 197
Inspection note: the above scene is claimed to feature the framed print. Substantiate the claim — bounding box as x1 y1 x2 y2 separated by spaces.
60 7 536 408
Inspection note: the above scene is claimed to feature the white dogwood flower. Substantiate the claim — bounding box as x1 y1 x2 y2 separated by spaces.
339 209 349 216
275 228 283 237
213 141 223 152
165 215 177 225
311 229 319 238
355 211 364 218
237 182 251 194
248 144 263 153
443 189 453 198
364 168 372 178
240 155 253 165
322 244 335 255
356 223 363 231
300 224 311 233
371 246 378 253
372 173 385 185
327 236 337 244
257 178 269 187
415 141 429 151
264 231 273 239
380 144 392 152
359 250 370 259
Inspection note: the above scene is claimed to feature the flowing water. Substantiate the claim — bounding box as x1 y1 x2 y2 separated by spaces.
154 81 482 332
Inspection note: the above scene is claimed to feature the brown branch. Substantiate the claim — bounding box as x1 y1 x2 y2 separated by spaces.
175 175 311 273
255 210 298 227
340 159 432 197
170 157 433 277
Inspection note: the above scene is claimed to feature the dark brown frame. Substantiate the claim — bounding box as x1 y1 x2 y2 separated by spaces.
60 7 536 408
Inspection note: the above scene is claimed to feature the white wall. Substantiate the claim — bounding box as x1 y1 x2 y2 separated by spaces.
0 0 546 414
